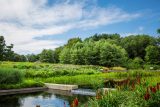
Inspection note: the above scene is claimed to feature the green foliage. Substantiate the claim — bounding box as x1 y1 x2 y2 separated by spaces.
83 40 100 65
145 45 160 64
0 36 14 61
85 91 146 107
12 53 27 62
0 79 44 89
26 54 39 62
121 35 156 59
59 48 71 64
66 37 82 48
54 46 64 63
70 42 85 65
85 33 121 43
99 41 127 67
40 49 56 63
0 36 5 60
0 68 24 84
157 29 160 34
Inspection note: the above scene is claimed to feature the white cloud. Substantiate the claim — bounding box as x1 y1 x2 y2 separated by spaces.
0 0 141 54
120 32 139 37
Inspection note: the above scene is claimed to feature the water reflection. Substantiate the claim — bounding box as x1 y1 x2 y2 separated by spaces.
0 90 92 107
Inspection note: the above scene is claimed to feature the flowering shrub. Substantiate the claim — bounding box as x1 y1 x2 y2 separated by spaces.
80 77 160 107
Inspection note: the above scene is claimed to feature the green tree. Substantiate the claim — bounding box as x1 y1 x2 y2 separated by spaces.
54 46 64 63
145 45 160 64
99 42 127 67
59 48 71 64
121 35 156 59
157 29 160 34
82 40 100 65
0 36 5 60
4 44 14 61
26 54 39 62
65 37 82 48
40 49 56 63
0 36 14 61
70 42 85 65
12 53 27 62
85 33 121 44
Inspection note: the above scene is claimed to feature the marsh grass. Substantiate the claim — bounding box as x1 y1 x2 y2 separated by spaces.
0 68 24 84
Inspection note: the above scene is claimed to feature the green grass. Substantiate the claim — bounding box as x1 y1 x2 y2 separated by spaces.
0 79 44 89
0 61 160 90
0 68 24 84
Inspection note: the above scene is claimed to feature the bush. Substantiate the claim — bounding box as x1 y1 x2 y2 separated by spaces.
144 64 160 70
111 66 126 71
127 58 144 69
0 68 24 84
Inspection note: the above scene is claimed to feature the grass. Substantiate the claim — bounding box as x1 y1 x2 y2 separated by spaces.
0 79 44 89
0 68 24 84
0 61 160 90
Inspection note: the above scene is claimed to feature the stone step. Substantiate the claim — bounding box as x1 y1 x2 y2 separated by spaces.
44 83 78 91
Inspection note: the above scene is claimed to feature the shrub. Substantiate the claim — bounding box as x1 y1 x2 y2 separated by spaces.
127 58 144 69
0 68 24 84
144 64 160 70
111 66 126 71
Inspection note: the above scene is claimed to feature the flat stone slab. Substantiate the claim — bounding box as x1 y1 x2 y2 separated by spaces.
47 89 73 96
0 87 47 96
101 88 116 93
45 83 78 91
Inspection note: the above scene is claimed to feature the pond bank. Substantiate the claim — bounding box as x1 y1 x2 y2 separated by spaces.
0 87 47 96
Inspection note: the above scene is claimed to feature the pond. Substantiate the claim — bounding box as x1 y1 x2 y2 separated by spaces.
0 89 95 107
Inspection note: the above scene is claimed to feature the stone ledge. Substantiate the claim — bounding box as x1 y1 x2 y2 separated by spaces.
44 83 78 91
0 87 47 96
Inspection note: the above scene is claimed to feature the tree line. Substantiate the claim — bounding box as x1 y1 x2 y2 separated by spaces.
0 29 160 68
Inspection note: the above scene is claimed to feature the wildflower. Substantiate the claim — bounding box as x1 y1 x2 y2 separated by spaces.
151 87 156 93
136 77 141 84
131 82 135 90
144 92 150 100
74 97 78 107
96 90 102 100
144 87 150 100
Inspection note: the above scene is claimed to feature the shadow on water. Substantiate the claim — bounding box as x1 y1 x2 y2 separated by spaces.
0 89 93 107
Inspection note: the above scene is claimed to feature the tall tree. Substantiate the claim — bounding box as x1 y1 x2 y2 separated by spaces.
145 45 160 64
121 35 156 59
99 41 127 67
0 36 5 60
54 46 64 63
65 37 82 48
26 54 39 62
40 49 56 63
59 48 71 64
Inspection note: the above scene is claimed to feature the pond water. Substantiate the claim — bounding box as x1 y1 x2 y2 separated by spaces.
0 89 94 107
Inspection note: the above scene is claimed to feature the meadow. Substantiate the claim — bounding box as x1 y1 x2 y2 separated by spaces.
0 61 160 107
0 61 160 89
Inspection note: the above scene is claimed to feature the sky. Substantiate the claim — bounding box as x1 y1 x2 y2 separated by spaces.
0 0 160 54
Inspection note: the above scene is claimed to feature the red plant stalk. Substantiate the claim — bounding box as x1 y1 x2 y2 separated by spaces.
96 90 102 99
144 92 150 100
74 98 79 107
131 82 135 90
151 87 156 93
137 77 141 84
144 87 150 100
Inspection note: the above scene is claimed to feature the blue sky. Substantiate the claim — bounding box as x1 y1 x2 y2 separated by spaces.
0 0 159 54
